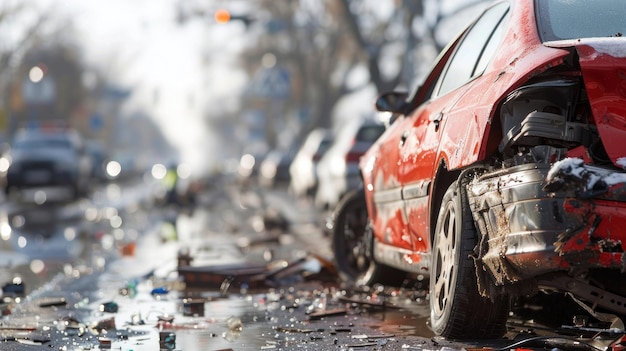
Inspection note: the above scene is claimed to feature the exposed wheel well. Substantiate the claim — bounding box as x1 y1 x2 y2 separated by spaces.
429 160 461 243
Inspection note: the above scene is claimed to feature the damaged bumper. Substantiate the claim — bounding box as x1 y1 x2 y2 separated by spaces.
467 161 626 287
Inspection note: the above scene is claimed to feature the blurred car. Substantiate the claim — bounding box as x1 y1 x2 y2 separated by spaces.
85 140 109 182
289 128 333 198
315 120 385 210
332 0 626 339
258 149 294 188
1 128 92 200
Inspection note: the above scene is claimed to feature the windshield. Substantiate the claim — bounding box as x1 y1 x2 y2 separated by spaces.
13 138 73 151
536 0 626 42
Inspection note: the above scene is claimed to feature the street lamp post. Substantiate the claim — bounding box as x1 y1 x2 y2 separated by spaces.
22 64 56 127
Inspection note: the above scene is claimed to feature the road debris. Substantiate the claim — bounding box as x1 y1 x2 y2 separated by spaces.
177 251 339 293
2 182 625 350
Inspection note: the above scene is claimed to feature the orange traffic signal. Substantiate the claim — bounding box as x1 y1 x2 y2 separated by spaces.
214 9 231 23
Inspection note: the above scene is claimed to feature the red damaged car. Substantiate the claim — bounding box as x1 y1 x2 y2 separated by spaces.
332 0 626 339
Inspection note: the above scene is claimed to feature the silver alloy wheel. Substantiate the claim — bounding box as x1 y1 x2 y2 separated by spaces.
431 199 457 320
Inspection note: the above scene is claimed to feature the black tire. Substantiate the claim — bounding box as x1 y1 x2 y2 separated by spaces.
429 180 509 339
332 189 405 286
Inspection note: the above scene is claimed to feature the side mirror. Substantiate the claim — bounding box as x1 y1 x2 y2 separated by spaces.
375 92 409 113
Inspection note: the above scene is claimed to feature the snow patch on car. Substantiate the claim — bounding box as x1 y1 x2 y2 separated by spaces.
586 38 626 58
546 158 585 181
545 37 626 58
545 157 626 190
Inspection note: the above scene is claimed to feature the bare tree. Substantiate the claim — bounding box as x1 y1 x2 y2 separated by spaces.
337 0 490 93
257 0 490 132
242 1 368 132
0 2 49 138
173 0 490 150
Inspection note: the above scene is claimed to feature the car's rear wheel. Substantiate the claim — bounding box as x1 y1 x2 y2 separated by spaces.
332 189 405 286
429 180 509 339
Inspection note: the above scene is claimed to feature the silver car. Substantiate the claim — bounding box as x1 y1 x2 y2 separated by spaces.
2 128 92 201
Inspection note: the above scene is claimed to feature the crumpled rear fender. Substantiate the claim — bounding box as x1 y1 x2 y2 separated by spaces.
441 46 569 172
468 161 626 294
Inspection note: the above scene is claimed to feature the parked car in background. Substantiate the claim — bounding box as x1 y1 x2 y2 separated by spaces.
332 0 626 340
85 140 108 182
258 149 294 188
289 128 333 198
315 120 385 210
1 127 92 201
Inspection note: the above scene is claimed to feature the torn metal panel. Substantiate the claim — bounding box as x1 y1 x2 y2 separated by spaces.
544 159 626 269
468 164 579 288
469 157 626 298
569 39 626 165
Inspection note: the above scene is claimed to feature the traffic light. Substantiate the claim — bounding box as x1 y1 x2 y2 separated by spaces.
214 8 253 26
214 9 231 23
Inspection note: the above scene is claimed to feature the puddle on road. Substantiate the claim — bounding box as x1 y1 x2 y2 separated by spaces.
168 287 434 351
0 184 443 351
363 305 433 338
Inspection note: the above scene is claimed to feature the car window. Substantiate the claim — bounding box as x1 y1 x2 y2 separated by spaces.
435 2 510 97
474 6 509 76
355 125 385 143
316 138 333 155
536 0 626 41
14 138 73 151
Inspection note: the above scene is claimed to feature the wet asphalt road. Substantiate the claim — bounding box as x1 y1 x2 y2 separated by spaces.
0 176 449 350
0 175 623 350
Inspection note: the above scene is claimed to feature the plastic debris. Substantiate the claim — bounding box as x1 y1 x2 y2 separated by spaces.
151 286 169 297
99 301 119 313
226 316 243 331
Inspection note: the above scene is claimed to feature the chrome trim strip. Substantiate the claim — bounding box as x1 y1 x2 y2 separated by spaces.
373 180 430 204
373 239 430 276
373 187 403 204
402 180 430 200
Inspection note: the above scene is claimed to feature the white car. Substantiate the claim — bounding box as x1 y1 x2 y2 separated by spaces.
288 128 333 198
315 120 385 210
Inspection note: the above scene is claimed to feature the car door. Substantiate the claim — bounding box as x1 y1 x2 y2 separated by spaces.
400 2 511 251
366 42 464 252
364 114 411 251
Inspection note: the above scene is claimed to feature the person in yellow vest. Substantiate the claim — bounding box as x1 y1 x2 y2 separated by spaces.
163 163 179 206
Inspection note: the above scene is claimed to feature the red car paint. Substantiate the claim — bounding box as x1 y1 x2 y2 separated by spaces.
364 0 626 275
336 0 626 338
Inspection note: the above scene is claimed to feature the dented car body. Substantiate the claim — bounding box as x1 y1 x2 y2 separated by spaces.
332 0 626 340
